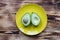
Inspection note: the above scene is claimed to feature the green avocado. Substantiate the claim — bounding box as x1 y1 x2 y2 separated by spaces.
31 12 40 26
22 13 30 26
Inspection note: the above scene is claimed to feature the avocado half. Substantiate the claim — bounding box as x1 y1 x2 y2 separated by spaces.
22 13 30 26
31 12 40 26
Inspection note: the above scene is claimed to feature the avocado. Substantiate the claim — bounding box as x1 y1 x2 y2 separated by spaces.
22 13 30 26
31 12 40 26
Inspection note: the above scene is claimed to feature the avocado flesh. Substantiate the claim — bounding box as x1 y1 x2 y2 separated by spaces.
32 12 40 26
22 13 30 26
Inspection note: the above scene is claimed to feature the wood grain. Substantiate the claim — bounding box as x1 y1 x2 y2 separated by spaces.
0 0 60 40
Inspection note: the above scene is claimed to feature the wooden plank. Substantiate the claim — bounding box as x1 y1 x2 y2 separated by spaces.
0 13 19 34
0 0 60 40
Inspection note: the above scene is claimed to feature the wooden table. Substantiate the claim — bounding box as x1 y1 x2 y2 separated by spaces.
0 0 60 40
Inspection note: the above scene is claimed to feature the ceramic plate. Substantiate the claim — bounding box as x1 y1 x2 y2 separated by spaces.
16 4 47 35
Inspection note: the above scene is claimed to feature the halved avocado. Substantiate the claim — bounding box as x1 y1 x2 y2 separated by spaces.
31 12 40 26
22 13 30 26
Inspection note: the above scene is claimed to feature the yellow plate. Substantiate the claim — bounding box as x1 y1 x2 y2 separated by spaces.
16 4 47 35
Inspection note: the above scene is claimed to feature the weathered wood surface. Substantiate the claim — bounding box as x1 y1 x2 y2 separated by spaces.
0 0 60 40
